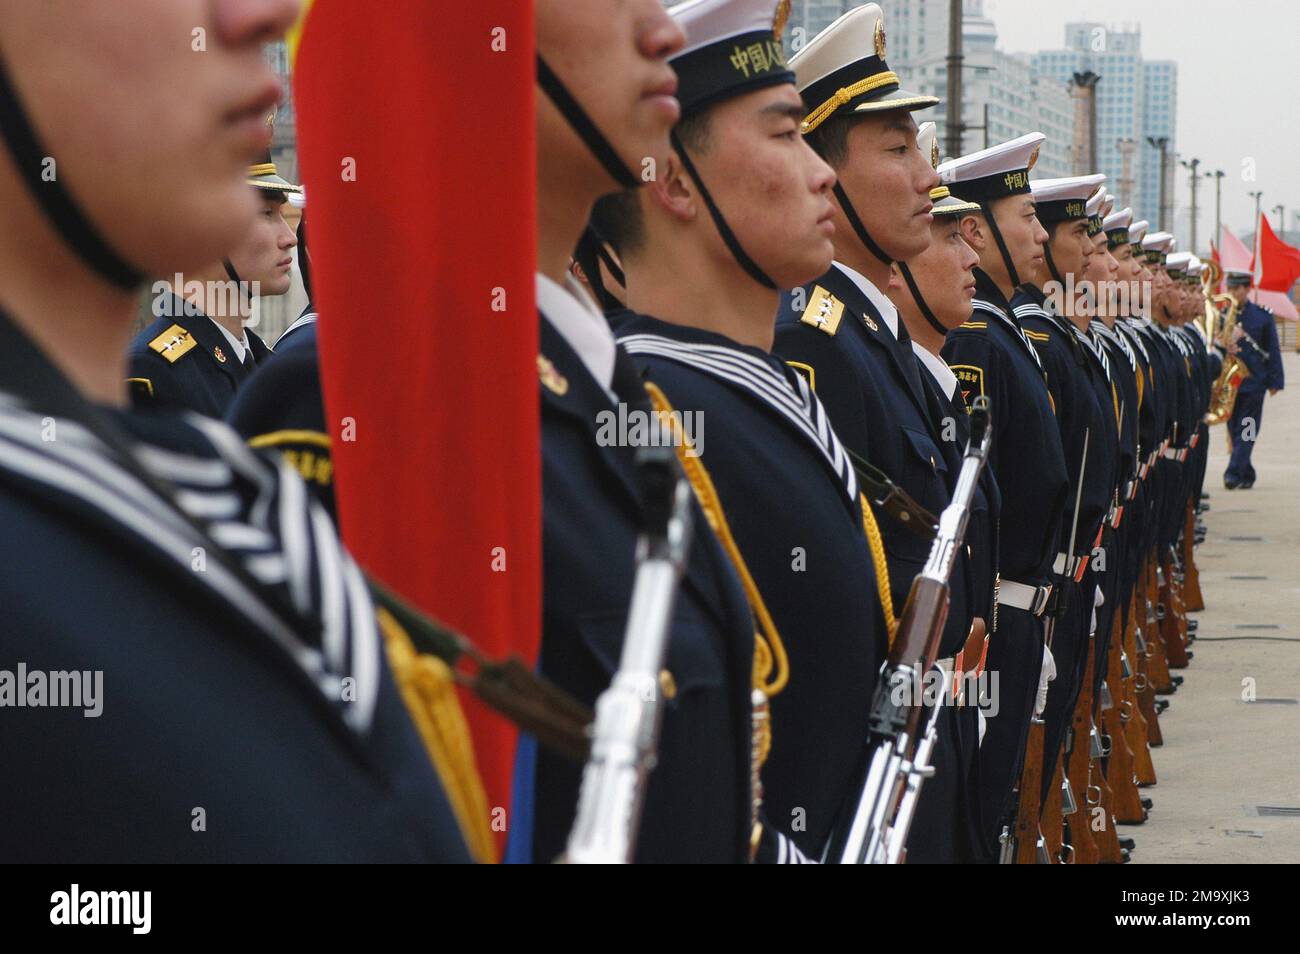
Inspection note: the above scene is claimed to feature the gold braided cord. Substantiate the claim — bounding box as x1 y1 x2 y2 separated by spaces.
800 71 900 134
377 607 497 864
643 382 790 701
859 493 898 646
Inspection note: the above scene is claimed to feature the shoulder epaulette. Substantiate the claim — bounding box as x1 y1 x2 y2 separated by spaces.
147 324 197 364
798 285 844 336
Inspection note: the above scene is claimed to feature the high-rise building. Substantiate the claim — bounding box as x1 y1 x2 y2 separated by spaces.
264 40 298 183
888 1 1074 175
1032 23 1177 230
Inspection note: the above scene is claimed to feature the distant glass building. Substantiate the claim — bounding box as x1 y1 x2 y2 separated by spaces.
263 41 298 183
1032 23 1177 231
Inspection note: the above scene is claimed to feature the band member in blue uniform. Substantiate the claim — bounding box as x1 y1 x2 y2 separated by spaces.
128 145 299 417
598 0 890 859
938 133 1070 858
886 121 996 862
1222 268 1285 489
0 0 473 862
518 0 766 864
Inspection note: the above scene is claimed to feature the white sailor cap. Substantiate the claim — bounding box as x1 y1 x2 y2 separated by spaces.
917 121 980 216
1101 192 1116 219
1224 267 1253 287
793 2 938 135
938 132 1045 205
1141 230 1174 264
1103 207 1133 247
669 0 795 117
1164 251 1192 274
1128 219 1150 245
1030 174 1106 223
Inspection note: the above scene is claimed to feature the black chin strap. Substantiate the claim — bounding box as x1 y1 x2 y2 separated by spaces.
897 261 948 336
223 258 242 285
1042 234 1066 288
573 226 625 313
671 129 776 290
982 205 1021 290
0 52 144 290
832 182 893 267
537 56 639 190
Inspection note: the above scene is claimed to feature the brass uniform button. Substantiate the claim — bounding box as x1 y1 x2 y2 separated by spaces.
659 669 677 701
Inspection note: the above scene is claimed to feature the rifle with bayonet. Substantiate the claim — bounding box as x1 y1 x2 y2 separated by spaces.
1011 427 1089 863
564 444 694 864
826 396 993 865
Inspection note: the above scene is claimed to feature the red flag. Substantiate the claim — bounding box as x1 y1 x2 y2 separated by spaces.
293 0 539 852
1257 213 1300 293
1218 223 1255 275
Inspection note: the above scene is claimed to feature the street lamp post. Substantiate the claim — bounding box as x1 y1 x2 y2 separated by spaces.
1207 169 1224 247
1181 157 1200 252
1274 204 1286 239
1147 136 1170 231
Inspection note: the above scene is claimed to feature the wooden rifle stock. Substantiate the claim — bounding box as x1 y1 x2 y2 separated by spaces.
1182 501 1205 611
1065 637 1101 863
1012 719 1047 863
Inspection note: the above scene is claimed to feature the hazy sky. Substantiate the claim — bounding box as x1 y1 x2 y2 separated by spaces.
983 0 1298 243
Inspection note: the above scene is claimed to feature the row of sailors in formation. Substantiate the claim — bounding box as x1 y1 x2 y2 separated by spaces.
93 0 1235 861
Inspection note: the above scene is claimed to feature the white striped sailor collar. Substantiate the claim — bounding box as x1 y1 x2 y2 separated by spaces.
616 316 859 506
832 260 899 338
971 273 1042 370
911 339 958 402
0 393 381 738
1091 319 1138 369
278 310 318 342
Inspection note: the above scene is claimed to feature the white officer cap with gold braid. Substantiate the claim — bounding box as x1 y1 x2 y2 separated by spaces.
669 0 795 118
918 121 980 216
938 132 1046 205
792 3 938 135
1030 174 1106 224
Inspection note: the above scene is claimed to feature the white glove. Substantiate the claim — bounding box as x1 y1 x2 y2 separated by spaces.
1090 585 1104 637
977 709 988 746
1034 643 1057 718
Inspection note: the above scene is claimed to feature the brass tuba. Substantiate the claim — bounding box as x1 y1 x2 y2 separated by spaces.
1204 262 1249 425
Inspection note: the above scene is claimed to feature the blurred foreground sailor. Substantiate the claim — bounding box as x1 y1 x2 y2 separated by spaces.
0 0 477 862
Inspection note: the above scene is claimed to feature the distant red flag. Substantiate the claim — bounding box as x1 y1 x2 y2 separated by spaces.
1218 224 1254 275
1257 213 1300 293
293 0 538 854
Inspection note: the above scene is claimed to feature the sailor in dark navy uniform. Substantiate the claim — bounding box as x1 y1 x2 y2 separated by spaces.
937 133 1071 858
512 0 773 864
128 148 299 418
774 4 953 644
0 6 473 862
1090 207 1146 705
595 0 889 859
1222 268 1285 489
886 122 998 863
1011 176 1117 804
